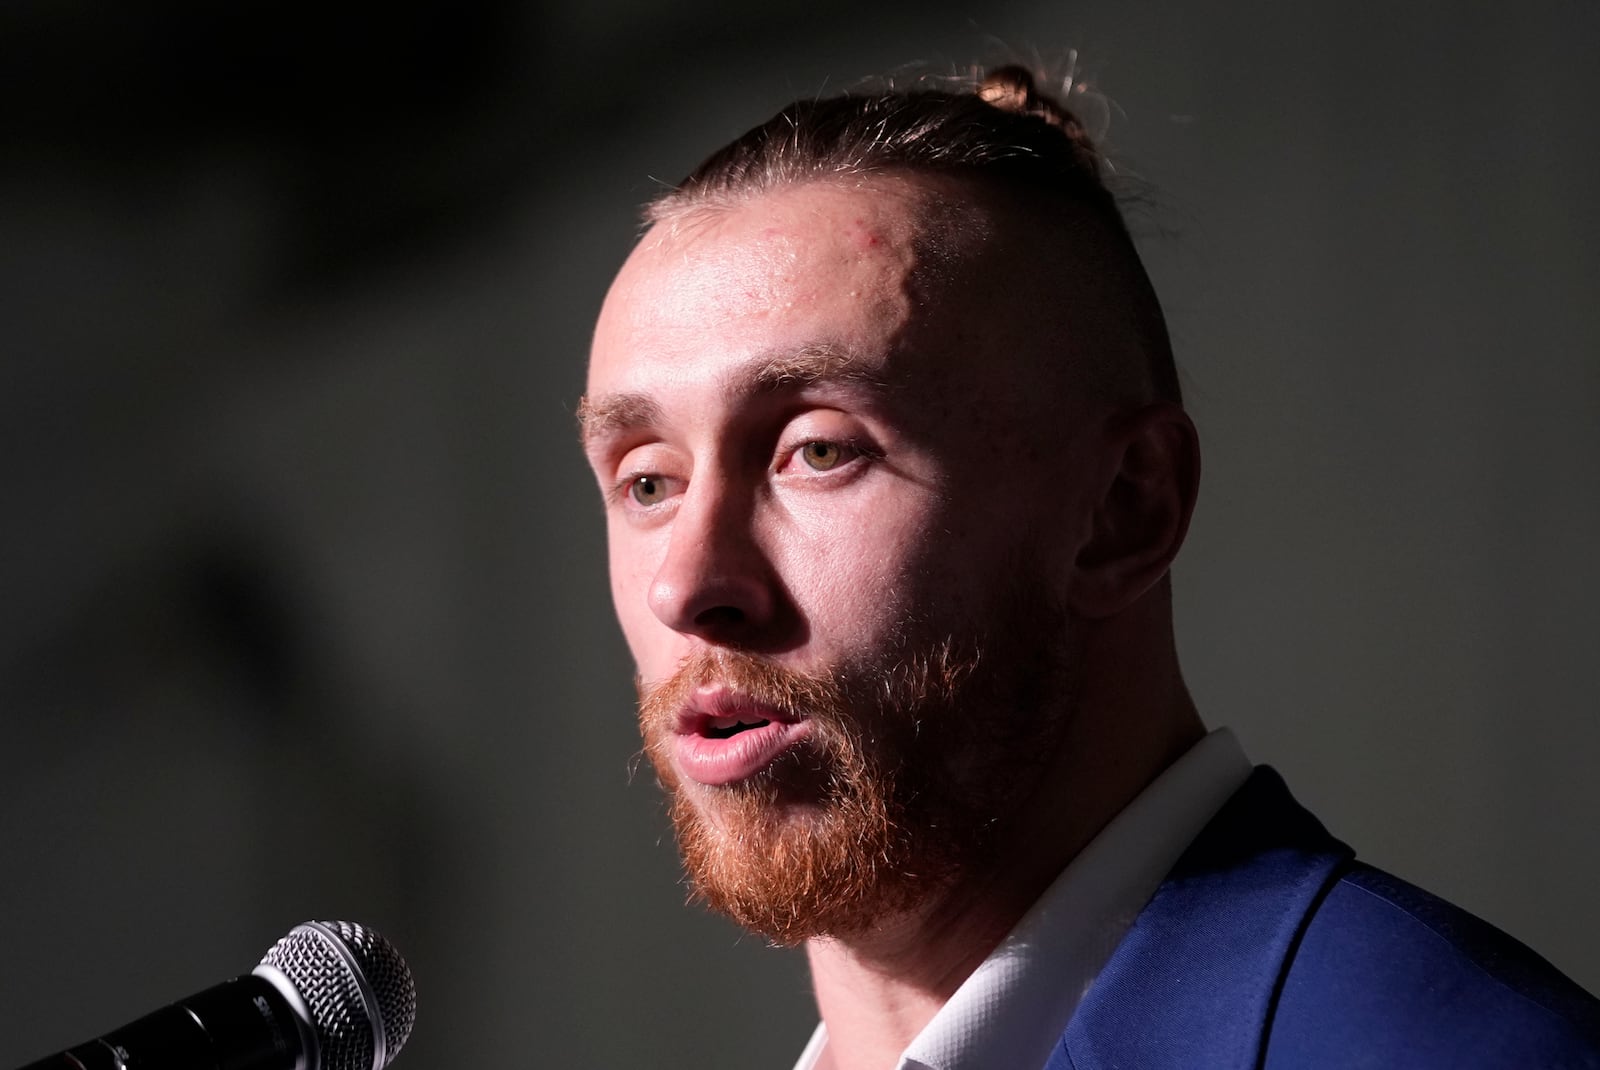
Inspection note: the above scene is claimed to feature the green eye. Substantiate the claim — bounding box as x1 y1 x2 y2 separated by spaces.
801 441 845 471
629 475 667 505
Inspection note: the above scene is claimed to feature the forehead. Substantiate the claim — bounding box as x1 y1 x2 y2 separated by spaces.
588 176 979 395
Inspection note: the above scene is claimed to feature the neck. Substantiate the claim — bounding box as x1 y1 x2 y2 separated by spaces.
803 612 1203 1070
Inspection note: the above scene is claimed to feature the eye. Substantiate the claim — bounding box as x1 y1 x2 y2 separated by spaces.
799 441 847 471
800 438 876 470
629 474 669 506
778 433 882 479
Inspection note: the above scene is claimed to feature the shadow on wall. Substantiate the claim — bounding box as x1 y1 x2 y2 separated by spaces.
0 518 430 1063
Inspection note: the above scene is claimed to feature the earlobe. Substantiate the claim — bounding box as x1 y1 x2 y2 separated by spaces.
1067 402 1201 619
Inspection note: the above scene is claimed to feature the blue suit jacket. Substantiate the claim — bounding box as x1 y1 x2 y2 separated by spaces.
1046 768 1600 1069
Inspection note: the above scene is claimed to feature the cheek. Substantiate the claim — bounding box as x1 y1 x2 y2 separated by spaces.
772 494 952 650
606 524 668 666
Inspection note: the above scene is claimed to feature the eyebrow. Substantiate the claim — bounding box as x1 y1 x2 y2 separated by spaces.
739 342 890 394
575 392 662 448
577 342 890 450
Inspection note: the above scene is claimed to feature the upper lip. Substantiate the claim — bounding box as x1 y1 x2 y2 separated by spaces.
678 685 799 735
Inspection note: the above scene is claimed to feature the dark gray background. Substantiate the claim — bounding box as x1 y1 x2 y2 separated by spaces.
3 1 1596 1066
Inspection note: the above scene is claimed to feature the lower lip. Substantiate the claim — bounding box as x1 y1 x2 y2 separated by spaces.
675 720 809 786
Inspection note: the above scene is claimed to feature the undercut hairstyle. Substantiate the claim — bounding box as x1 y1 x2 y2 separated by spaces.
646 65 1182 406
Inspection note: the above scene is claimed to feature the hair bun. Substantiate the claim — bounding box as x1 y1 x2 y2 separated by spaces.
977 64 1038 113
977 63 1097 175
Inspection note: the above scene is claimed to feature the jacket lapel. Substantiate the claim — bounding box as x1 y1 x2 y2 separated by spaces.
1048 768 1352 1070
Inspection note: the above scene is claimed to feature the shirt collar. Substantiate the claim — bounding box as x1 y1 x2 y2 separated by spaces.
793 728 1253 1070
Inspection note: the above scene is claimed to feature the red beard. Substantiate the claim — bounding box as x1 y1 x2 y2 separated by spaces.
636 636 1047 945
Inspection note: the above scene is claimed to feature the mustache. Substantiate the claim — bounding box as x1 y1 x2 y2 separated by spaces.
630 648 857 788
636 648 850 728
633 639 982 762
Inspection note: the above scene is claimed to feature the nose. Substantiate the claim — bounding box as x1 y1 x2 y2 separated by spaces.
647 480 783 646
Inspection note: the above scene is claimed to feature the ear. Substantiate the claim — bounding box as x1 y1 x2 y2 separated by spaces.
1067 402 1201 619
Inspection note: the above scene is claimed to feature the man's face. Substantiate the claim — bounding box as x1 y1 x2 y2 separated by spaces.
583 175 1099 942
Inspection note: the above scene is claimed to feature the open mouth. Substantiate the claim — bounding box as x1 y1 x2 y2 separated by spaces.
702 715 773 740
674 696 808 787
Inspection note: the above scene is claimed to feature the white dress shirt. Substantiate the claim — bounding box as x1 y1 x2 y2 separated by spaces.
792 728 1252 1070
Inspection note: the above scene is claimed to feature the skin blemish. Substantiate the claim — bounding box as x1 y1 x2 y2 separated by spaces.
847 217 884 250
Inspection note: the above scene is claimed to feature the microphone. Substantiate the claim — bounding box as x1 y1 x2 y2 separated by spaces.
16 920 416 1070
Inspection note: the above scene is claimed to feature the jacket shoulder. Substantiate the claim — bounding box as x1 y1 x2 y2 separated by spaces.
1268 862 1600 1068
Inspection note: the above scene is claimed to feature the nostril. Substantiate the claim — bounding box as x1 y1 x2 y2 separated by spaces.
647 526 779 639
693 605 747 630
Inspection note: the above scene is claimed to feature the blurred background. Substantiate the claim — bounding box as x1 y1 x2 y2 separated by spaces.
3 0 1597 1065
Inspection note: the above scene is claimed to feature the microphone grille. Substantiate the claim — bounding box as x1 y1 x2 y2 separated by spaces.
259 920 417 1070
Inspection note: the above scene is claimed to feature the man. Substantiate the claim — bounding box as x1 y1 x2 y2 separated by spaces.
579 66 1600 1069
